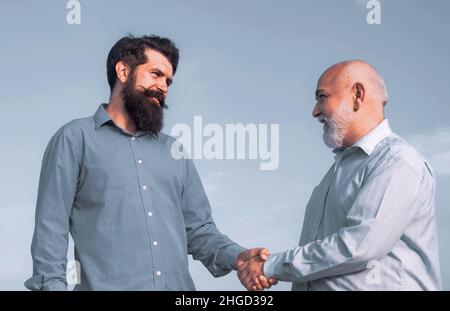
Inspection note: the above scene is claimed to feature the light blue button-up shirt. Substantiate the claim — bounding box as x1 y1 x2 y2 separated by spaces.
25 104 245 291
264 119 442 290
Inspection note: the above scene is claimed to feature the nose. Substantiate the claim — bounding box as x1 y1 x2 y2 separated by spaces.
312 102 321 118
156 79 168 95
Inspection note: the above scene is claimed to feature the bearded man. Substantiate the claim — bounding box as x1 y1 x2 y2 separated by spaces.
25 35 274 291
237 60 442 291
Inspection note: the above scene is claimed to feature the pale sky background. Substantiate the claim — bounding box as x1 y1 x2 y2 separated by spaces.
0 0 449 291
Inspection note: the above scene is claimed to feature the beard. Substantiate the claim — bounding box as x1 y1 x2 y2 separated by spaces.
121 73 168 137
319 101 353 149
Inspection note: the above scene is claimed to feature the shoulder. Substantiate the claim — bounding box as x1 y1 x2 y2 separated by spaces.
368 133 434 182
156 132 177 145
156 132 190 156
157 132 197 175
52 116 93 138
45 116 94 155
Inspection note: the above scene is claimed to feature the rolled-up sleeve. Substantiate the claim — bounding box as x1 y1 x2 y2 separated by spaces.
25 126 80 291
181 159 245 277
264 158 426 282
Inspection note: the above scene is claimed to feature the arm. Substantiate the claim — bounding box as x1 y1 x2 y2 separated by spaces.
181 159 245 277
263 158 426 282
24 126 80 290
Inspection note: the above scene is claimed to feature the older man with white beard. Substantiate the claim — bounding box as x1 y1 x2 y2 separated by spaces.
237 60 442 291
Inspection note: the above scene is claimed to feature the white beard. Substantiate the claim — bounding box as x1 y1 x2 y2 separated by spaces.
319 101 353 149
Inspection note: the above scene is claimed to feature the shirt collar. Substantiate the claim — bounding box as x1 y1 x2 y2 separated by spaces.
93 103 112 130
332 118 392 160
353 118 392 156
92 103 153 138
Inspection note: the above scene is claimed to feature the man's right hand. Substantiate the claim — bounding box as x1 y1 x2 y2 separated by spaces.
236 248 278 291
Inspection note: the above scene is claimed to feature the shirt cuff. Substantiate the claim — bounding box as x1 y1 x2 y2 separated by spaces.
263 252 286 279
25 276 67 291
219 244 247 270
43 279 67 291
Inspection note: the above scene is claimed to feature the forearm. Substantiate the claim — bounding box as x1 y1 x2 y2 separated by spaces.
188 223 245 276
263 232 371 282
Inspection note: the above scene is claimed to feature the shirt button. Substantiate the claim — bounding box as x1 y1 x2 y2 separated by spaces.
131 137 136 141
142 185 147 190
148 212 153 216
138 159 143 164
156 271 161 276
153 241 158 246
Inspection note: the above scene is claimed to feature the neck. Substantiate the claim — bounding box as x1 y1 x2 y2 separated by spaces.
342 115 384 147
106 91 137 135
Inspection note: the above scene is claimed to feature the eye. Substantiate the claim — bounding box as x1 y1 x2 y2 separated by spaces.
150 71 160 78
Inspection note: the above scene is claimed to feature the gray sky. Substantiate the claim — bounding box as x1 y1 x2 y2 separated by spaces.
0 0 449 290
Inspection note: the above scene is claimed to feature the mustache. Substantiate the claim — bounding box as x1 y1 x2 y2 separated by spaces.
142 88 167 109
318 115 327 123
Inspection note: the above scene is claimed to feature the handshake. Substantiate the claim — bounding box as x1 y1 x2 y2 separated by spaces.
235 248 278 291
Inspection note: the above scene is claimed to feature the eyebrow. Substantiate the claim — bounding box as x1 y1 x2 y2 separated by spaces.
315 88 325 98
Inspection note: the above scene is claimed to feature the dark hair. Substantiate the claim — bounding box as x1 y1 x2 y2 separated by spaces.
106 35 179 91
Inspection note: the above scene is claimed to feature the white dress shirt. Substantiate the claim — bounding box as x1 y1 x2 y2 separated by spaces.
264 119 442 290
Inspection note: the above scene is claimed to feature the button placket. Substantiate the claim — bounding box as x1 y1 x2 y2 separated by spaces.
128 136 164 289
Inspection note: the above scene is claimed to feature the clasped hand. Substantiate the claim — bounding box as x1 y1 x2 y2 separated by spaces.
236 248 278 291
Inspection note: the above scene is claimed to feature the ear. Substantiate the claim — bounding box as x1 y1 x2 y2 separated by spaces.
352 82 365 112
115 61 130 85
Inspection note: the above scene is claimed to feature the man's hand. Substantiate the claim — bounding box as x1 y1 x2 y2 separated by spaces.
236 248 278 291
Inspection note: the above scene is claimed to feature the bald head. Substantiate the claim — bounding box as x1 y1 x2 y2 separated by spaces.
319 60 388 107
313 60 389 148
